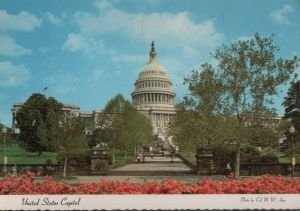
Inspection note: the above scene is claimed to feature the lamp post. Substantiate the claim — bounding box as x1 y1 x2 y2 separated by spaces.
289 125 295 178
1 127 7 173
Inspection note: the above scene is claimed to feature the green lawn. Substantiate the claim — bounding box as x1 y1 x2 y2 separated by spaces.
113 151 135 164
180 151 293 165
0 142 140 166
0 141 57 165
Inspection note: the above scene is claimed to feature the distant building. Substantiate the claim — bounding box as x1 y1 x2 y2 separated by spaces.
11 102 100 135
131 42 176 136
79 110 103 135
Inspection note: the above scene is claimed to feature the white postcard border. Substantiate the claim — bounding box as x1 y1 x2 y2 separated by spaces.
0 194 299 210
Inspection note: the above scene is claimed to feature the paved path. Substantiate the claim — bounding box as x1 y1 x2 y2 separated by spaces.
68 175 224 184
110 156 192 172
59 156 200 184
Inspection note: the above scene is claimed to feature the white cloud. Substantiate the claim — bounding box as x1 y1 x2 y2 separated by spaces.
94 0 113 10
63 33 88 52
45 12 63 26
270 4 294 24
0 10 41 31
0 61 31 86
0 35 32 57
62 32 112 56
63 3 223 60
73 8 223 50
63 32 145 62
183 46 201 59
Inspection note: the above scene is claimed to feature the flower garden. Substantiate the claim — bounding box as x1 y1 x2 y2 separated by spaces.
0 172 300 194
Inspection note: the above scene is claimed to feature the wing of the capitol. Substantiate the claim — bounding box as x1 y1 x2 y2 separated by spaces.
11 42 176 138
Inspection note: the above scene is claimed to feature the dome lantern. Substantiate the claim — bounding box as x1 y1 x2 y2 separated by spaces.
149 41 157 63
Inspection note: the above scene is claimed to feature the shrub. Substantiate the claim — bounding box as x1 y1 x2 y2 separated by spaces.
1 172 300 194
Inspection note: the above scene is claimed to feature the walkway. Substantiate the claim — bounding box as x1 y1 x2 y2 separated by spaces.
70 156 216 184
68 175 224 184
108 156 194 176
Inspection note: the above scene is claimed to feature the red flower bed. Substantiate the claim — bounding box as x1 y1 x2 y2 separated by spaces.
1 172 300 194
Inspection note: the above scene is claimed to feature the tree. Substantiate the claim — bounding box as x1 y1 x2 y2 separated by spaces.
92 94 153 151
175 33 299 177
15 93 63 155
283 77 300 131
282 77 300 159
54 116 88 178
170 102 226 152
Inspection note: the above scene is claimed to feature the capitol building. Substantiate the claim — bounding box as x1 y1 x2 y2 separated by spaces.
132 42 176 135
11 42 176 137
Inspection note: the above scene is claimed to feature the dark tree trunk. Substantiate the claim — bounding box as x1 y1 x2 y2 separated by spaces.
63 157 68 178
234 142 241 178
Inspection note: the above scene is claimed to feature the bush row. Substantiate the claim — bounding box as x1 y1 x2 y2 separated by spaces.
0 172 299 194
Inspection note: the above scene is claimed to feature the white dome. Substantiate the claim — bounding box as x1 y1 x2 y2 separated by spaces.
138 62 169 79
132 41 175 100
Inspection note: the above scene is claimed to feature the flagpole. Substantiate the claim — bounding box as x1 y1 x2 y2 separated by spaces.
42 87 48 97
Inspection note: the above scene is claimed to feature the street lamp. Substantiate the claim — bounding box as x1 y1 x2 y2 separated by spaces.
1 127 7 173
289 125 296 178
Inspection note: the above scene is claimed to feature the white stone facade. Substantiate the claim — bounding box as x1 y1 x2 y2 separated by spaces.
131 42 176 136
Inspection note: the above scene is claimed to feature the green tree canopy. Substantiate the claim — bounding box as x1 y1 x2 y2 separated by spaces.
282 77 300 159
54 116 88 177
91 94 152 151
283 77 300 131
15 93 63 155
172 33 300 177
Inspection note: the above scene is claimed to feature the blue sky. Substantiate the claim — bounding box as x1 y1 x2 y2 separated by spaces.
0 0 299 127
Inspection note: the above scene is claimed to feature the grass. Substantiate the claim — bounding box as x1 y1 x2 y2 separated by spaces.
0 141 57 165
113 151 135 164
180 151 293 165
0 141 139 166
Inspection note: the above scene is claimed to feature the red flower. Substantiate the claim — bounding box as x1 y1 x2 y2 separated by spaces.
0 173 300 194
